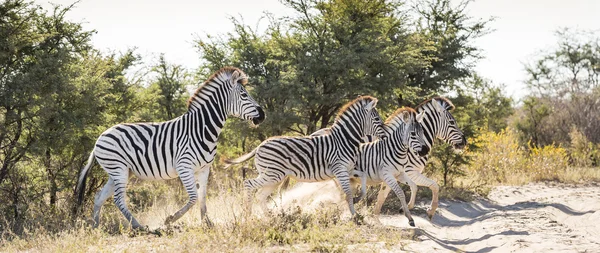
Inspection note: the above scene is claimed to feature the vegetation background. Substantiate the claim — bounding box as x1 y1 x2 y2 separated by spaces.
1 0 599 251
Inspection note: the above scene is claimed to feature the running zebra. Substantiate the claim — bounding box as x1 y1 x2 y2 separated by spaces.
224 96 391 218
75 67 265 229
311 107 430 227
355 97 466 220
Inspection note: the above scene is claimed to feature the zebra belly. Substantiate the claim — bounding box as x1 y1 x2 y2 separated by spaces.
354 165 404 185
288 168 336 182
290 174 335 183
129 163 179 180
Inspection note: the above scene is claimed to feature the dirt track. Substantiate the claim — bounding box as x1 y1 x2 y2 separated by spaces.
280 182 600 252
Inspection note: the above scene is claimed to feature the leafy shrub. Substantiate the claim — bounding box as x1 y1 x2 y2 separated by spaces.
466 129 570 185
526 143 569 181
568 128 600 167
466 129 525 184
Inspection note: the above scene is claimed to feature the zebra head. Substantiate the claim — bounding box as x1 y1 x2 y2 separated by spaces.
388 108 429 157
430 98 467 150
413 111 430 156
361 97 387 140
225 68 265 127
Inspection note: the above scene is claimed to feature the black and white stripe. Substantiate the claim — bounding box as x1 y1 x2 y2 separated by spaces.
366 97 466 220
312 107 428 227
225 96 386 218
75 67 265 229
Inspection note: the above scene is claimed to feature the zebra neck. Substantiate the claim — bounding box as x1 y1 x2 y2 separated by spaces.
187 88 227 123
418 106 439 149
386 130 410 158
330 120 362 149
185 92 228 145
187 84 228 117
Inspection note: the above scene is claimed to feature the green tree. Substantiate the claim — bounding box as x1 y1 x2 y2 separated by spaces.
411 0 492 95
197 0 489 153
101 49 142 123
148 54 189 121
514 97 551 147
0 0 144 223
0 0 93 187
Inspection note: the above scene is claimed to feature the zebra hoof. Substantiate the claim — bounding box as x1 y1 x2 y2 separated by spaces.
164 215 175 225
427 209 435 220
149 228 163 237
352 213 365 225
409 219 415 227
204 217 214 228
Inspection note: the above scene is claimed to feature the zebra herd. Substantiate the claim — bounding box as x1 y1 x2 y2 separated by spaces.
75 67 466 230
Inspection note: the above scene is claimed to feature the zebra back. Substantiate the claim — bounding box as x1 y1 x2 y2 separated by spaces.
248 96 386 182
355 107 428 178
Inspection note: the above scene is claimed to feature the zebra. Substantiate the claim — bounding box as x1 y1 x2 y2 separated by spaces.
224 96 397 219
310 107 430 227
74 67 265 229
353 97 466 220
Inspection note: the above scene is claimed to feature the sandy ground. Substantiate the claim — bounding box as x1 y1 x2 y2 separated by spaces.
277 181 600 253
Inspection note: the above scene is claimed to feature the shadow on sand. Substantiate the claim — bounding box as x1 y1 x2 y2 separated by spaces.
393 198 598 252
415 228 529 253
431 199 596 227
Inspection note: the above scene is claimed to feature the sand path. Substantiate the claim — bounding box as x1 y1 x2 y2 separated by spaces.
279 182 600 252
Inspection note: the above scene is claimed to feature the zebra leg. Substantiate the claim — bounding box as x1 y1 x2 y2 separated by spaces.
112 172 143 229
195 168 212 226
256 182 280 215
408 171 439 220
373 183 391 216
245 172 283 217
352 170 367 203
382 172 415 227
243 173 273 218
398 172 418 209
331 166 357 218
165 168 198 225
92 177 115 228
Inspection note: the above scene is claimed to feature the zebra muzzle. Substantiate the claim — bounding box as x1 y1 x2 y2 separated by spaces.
417 145 430 157
252 106 265 125
454 136 467 149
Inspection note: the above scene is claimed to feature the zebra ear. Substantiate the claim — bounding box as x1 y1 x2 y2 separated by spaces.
232 70 247 85
400 111 411 124
432 98 444 112
364 99 378 111
416 111 425 123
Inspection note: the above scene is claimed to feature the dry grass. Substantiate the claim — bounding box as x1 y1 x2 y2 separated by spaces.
457 130 600 197
3 129 600 252
0 183 416 252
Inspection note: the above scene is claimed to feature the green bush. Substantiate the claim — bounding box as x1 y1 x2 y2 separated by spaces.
568 127 600 167
465 129 575 186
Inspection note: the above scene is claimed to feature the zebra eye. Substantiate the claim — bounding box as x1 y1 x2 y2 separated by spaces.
410 131 416 136
449 120 455 125
240 92 249 98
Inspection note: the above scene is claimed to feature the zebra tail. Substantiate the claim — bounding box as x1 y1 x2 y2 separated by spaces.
75 150 96 209
279 177 291 192
224 148 258 169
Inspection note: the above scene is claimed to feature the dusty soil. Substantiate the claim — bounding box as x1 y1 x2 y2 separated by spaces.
279 181 600 253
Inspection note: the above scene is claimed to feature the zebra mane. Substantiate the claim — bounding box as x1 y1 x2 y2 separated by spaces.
186 66 248 109
416 96 455 111
384 107 416 130
335 95 377 121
